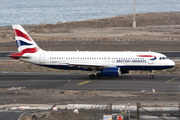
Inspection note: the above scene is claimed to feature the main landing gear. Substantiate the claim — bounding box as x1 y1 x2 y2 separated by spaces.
89 73 102 79
89 74 96 79
150 70 154 79
89 70 97 79
96 73 102 77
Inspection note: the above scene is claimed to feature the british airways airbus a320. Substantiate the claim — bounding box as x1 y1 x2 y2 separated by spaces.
9 25 175 79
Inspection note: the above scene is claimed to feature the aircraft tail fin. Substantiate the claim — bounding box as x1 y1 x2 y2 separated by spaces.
12 25 40 53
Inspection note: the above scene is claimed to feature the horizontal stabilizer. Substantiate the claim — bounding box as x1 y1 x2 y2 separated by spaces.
8 53 30 59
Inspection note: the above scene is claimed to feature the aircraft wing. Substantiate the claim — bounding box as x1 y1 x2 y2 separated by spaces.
66 63 116 68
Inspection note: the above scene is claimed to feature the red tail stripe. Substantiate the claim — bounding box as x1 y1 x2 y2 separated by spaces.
137 55 154 57
14 29 32 41
9 47 39 59
21 47 39 54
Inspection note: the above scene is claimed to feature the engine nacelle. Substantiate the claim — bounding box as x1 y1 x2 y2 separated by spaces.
100 67 121 77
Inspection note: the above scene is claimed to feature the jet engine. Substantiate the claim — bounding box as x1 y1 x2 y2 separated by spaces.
100 67 121 77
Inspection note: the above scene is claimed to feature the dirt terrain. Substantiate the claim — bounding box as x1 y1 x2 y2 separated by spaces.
1 12 180 106
1 12 180 51
0 88 180 106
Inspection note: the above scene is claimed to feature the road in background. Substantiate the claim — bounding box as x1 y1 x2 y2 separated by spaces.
0 110 25 120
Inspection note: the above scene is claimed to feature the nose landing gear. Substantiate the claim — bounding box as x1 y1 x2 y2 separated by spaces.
150 70 154 79
150 75 154 79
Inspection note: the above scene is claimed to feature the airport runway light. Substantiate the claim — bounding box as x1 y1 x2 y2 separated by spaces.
133 0 136 28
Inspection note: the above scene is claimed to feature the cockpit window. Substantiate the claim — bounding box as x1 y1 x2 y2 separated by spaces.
159 57 168 60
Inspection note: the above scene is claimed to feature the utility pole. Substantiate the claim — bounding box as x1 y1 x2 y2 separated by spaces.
137 102 140 120
133 0 136 28
128 103 130 120
179 103 180 120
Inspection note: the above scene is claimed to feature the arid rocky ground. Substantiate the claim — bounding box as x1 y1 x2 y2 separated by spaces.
1 12 180 106
1 88 180 106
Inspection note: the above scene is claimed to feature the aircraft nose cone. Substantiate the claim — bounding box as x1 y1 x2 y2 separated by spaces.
170 60 175 67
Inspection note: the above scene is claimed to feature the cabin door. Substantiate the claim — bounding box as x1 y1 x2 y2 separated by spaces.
39 53 45 63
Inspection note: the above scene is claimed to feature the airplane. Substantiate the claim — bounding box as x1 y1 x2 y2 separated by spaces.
9 25 175 79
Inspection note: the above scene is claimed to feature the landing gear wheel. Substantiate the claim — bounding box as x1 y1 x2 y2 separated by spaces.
96 73 102 77
89 74 95 79
150 75 154 79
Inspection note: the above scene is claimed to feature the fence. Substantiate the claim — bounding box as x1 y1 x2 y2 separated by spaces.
14 103 180 120
20 104 112 120
137 102 180 120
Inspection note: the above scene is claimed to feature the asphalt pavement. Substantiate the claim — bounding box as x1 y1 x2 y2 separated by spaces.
0 72 180 91
0 110 24 120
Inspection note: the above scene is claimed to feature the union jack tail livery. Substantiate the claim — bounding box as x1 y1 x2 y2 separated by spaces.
10 25 41 59
12 25 40 52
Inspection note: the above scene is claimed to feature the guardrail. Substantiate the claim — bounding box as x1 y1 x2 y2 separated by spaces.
0 103 179 111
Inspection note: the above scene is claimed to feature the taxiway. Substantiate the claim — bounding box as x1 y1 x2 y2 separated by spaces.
0 72 180 91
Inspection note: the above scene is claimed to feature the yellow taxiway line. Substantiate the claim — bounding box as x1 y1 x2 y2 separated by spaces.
166 76 180 83
77 81 91 85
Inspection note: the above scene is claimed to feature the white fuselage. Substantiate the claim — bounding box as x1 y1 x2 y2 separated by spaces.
21 50 175 71
11 25 175 78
